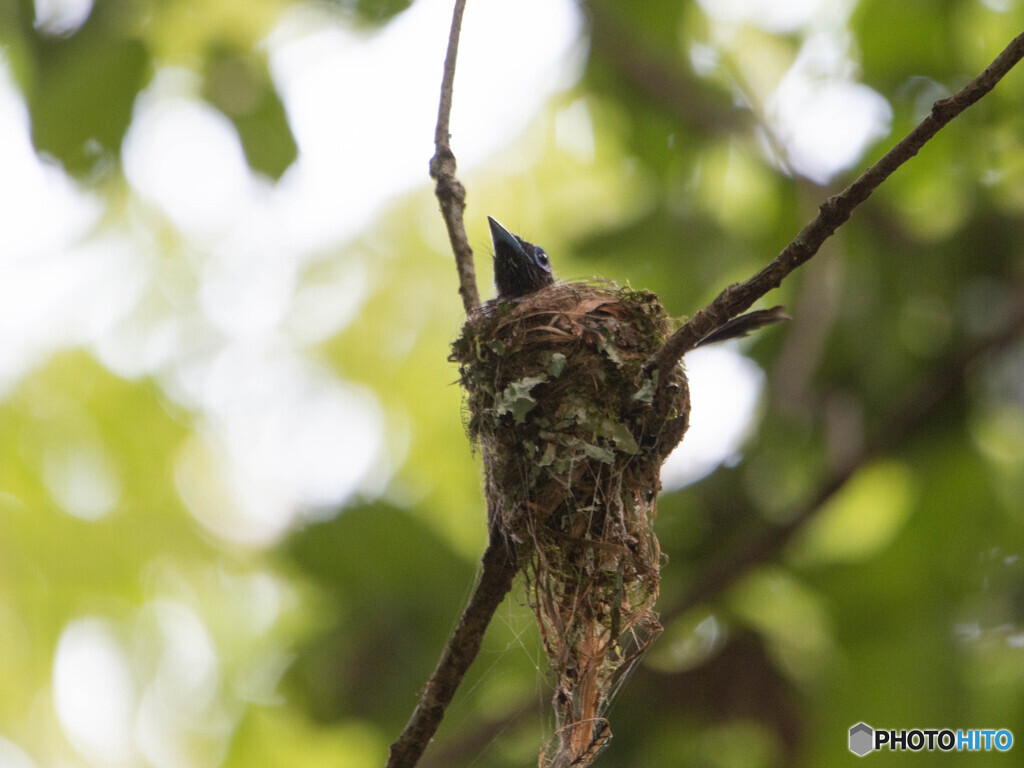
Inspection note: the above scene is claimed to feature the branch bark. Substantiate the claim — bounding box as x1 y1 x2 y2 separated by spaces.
646 28 1024 379
414 293 1024 758
386 530 519 768
406 4 1024 764
429 0 480 314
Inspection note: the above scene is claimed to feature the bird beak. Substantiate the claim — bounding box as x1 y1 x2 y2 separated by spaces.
488 216 526 260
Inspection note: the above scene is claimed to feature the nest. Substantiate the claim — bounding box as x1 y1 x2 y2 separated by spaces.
451 282 690 767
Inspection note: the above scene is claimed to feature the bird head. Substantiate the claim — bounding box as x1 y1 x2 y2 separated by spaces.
489 217 555 300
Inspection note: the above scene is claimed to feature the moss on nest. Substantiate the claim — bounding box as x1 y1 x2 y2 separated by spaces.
451 282 690 766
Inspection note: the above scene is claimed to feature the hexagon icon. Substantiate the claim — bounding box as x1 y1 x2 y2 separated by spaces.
849 722 874 756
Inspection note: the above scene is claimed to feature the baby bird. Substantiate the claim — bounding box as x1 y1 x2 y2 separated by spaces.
487 216 788 346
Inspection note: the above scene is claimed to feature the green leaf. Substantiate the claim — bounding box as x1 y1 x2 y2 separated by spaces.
537 443 557 466
632 373 658 403
332 0 415 26
601 419 640 455
547 352 567 377
28 29 151 176
581 442 615 463
202 46 298 180
598 333 623 365
495 375 547 424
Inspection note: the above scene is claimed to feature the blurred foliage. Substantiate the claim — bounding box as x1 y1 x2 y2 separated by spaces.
201 45 297 178
331 0 414 26
12 0 152 177
2 0 1024 767
2 0 295 179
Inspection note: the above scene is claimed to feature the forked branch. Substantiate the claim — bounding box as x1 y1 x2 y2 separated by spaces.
399 3 1024 766
646 28 1024 378
407 289 1024 761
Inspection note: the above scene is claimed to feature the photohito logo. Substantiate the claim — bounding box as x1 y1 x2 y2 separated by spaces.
848 723 1014 756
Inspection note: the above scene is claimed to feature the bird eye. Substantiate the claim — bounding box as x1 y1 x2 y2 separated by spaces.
535 250 549 268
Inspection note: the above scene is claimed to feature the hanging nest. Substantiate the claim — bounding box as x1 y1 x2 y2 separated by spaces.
450 282 690 767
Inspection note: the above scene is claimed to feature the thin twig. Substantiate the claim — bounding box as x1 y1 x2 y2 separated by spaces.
663 295 1024 622
647 28 1024 379
429 0 480 314
386 4 505 765
386 530 519 768
418 296 1024 758
404 12 1024 766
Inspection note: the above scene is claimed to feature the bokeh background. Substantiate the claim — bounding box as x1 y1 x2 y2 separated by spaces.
2 0 1024 766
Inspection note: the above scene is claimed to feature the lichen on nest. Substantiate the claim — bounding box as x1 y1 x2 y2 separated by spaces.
450 281 690 767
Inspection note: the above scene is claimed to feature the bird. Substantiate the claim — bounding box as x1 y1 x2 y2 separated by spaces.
489 216 555 300
487 216 788 345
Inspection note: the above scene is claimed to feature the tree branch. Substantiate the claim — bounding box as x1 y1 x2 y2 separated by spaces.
647 28 1024 378
386 531 519 768
421 294 1024 761
429 0 481 314
406 12 1024 766
387 8 508 761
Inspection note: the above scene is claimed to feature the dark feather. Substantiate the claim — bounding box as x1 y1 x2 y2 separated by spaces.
486 217 788 344
489 217 555 300
696 306 790 347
